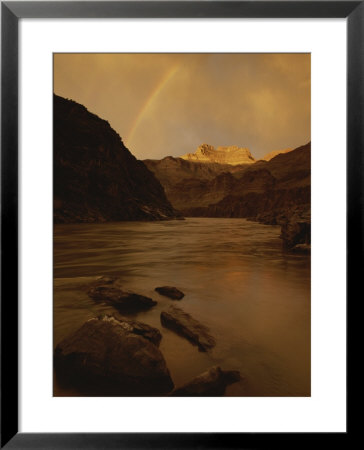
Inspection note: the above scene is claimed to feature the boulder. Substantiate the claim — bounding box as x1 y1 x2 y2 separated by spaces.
291 243 311 254
160 305 216 352
280 211 311 249
155 286 185 300
88 285 157 312
170 366 241 396
54 315 174 396
91 275 118 286
111 312 162 347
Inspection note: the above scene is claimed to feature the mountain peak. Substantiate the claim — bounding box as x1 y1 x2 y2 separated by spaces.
181 144 255 165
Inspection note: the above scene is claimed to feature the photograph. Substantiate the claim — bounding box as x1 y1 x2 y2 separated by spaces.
53 53 311 397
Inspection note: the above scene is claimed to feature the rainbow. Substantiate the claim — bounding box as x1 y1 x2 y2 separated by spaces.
125 64 179 146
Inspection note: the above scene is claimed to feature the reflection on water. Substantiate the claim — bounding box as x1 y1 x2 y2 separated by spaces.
54 218 310 396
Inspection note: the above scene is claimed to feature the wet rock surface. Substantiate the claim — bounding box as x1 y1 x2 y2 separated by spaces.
54 315 173 396
88 285 157 312
291 243 311 253
155 286 185 300
160 305 216 352
170 366 241 396
110 312 162 347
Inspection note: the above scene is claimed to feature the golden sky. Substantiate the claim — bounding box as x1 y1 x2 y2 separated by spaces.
54 53 310 160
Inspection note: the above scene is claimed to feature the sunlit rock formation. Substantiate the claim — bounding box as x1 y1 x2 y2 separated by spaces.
181 143 255 165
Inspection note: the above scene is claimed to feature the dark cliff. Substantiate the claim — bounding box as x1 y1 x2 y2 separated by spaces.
54 94 178 223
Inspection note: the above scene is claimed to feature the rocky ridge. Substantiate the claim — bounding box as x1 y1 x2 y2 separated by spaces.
261 148 293 161
145 142 311 250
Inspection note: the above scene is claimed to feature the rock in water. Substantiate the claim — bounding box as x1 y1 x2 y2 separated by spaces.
155 286 185 300
88 285 157 312
280 211 311 250
291 243 311 254
170 366 241 396
160 305 216 351
111 312 162 347
54 315 174 396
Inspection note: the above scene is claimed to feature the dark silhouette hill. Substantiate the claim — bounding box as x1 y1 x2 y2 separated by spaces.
54 95 178 223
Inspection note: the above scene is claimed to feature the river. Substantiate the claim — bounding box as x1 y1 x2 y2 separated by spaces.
54 218 310 396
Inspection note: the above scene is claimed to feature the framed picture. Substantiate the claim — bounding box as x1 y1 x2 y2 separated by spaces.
1 1 359 448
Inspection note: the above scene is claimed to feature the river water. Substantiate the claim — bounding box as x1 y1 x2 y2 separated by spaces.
54 218 310 396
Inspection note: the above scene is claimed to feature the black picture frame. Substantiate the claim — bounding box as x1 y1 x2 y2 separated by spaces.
1 1 360 448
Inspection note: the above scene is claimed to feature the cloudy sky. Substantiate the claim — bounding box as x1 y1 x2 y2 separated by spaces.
54 53 310 160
